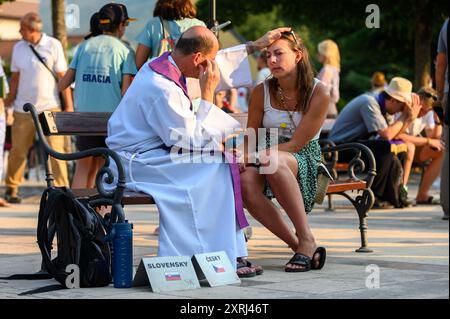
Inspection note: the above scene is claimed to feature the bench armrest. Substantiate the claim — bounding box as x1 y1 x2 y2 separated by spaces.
23 103 126 223
320 141 377 189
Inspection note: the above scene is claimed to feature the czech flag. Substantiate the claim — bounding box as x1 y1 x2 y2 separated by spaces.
213 264 225 273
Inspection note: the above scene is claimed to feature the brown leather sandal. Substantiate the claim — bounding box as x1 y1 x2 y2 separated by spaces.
236 262 256 278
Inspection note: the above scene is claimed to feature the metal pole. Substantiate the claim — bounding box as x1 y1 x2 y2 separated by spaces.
209 0 219 37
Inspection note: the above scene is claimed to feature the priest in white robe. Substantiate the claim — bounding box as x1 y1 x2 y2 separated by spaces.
106 26 290 273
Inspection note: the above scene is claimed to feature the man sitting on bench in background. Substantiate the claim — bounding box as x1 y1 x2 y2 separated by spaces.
106 25 289 277
328 77 421 209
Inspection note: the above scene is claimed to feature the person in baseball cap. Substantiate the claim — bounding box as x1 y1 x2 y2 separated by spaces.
98 3 136 33
84 12 102 40
58 2 138 190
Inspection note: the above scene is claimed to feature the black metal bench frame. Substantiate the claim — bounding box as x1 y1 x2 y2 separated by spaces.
320 139 377 252
24 103 129 228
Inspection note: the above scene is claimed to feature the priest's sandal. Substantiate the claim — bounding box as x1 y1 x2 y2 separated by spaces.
236 262 256 278
240 259 263 275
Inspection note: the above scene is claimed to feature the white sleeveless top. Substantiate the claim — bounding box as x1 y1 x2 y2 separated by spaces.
262 78 322 140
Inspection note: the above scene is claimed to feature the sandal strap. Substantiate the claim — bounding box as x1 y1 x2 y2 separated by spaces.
237 262 248 269
286 253 311 267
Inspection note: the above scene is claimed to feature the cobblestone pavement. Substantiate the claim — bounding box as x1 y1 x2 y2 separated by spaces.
0 175 448 300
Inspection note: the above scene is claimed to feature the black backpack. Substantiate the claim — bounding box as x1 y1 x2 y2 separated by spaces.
36 187 112 288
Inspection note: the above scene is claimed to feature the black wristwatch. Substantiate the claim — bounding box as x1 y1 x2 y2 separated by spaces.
254 152 261 167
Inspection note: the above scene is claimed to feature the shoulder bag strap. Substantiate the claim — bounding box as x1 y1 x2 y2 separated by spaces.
29 44 67 110
29 44 59 83
159 17 172 41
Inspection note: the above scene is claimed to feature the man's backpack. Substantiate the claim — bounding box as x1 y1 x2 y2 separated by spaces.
36 187 112 288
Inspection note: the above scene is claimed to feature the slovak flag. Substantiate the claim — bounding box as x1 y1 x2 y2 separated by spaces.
213 264 225 273
165 272 181 281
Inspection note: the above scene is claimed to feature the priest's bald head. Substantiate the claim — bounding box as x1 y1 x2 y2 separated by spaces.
172 26 219 79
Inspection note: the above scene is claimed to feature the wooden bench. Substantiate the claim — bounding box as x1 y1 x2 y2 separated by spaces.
26 105 376 252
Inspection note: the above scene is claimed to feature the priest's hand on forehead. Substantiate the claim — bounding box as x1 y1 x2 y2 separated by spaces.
199 59 220 103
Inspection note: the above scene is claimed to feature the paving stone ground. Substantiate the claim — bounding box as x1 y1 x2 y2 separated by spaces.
0 173 448 301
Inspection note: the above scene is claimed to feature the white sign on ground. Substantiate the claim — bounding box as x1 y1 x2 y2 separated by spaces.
133 256 200 293
192 251 240 287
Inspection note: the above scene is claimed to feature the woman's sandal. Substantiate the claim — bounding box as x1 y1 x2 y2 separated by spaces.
285 252 311 272
311 247 326 270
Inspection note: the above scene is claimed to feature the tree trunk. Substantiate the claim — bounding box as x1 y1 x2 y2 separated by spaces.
414 0 433 90
51 0 68 58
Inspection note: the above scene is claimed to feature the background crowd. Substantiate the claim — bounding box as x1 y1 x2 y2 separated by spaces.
0 0 448 222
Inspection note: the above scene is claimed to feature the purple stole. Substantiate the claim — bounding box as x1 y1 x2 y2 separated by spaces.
148 53 249 230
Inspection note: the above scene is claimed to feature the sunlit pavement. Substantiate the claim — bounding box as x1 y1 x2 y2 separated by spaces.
0 174 448 299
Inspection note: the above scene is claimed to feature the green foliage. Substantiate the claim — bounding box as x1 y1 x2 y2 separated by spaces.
0 0 14 4
197 0 449 106
233 6 285 42
197 0 273 27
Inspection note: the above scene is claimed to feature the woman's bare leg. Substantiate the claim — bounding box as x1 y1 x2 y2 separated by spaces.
264 151 318 270
403 142 416 185
416 146 444 201
71 157 94 188
241 166 298 250
87 157 106 188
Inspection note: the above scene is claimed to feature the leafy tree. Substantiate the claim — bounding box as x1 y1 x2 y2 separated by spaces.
197 0 448 107
51 0 68 57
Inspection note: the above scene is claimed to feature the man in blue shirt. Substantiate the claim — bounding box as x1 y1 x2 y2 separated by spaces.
329 77 421 208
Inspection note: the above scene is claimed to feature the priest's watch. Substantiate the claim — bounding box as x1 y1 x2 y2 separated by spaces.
254 152 261 167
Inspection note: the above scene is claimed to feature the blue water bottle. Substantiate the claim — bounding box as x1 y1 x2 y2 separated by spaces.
112 221 133 288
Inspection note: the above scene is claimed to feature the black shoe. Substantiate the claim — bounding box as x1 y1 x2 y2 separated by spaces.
401 199 414 208
4 191 22 204
373 199 394 209
399 184 408 200
398 184 414 208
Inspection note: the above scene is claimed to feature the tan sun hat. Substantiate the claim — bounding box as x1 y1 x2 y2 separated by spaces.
384 77 412 105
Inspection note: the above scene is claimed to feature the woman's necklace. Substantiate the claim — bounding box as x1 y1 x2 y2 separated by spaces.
277 86 297 134
278 86 295 101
